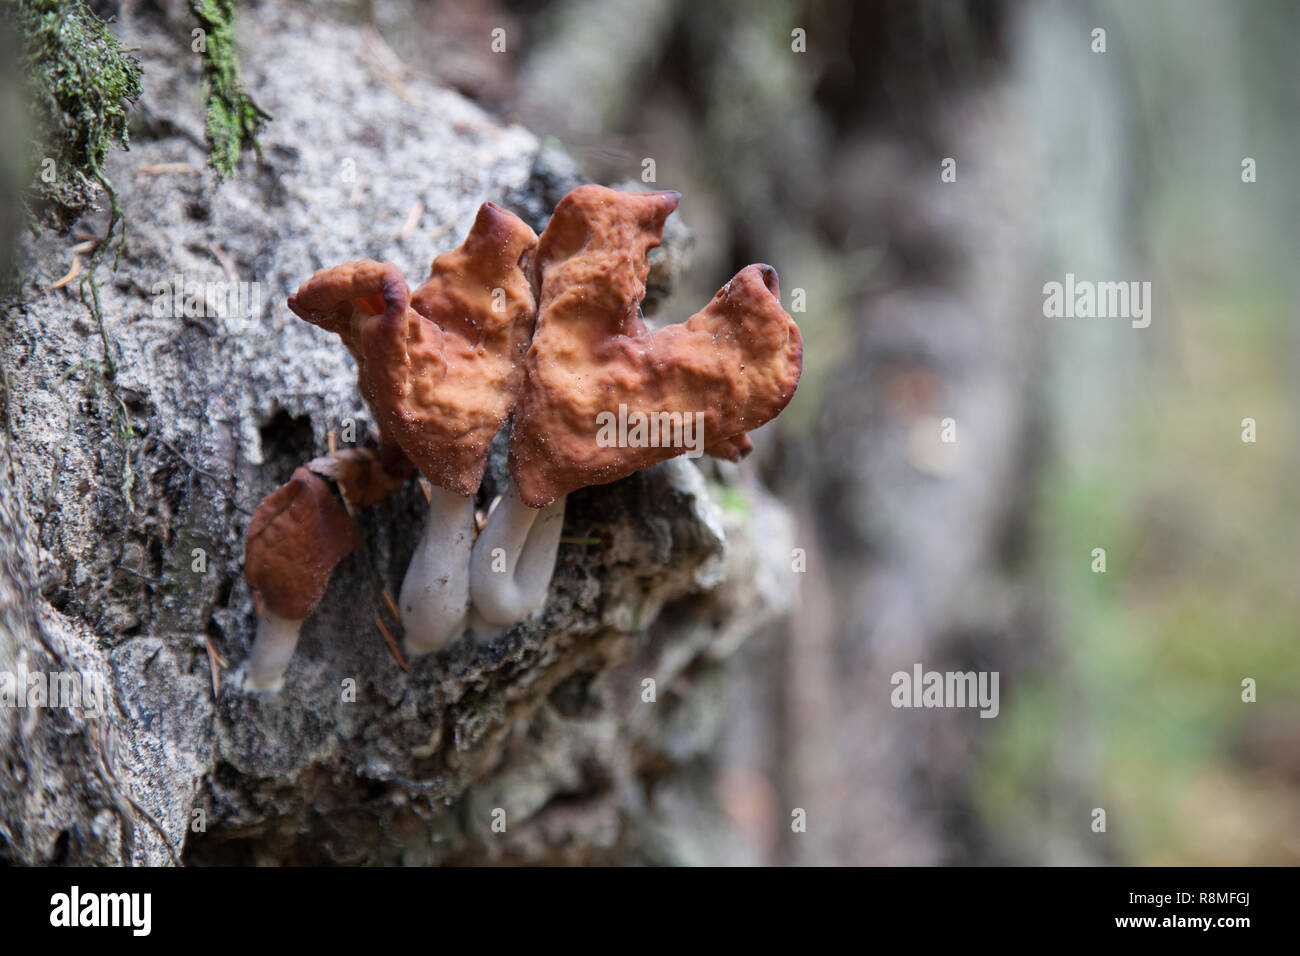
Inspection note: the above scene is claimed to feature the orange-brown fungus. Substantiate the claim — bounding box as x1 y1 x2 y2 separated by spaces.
705 433 755 462
509 185 803 507
245 468 361 620
305 445 414 508
288 202 539 494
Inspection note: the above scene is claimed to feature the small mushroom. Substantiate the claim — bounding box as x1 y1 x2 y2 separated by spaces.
305 443 414 508
470 185 802 633
289 202 539 655
243 468 361 691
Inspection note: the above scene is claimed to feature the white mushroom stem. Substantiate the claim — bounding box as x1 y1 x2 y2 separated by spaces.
399 485 474 655
246 610 304 693
469 480 567 631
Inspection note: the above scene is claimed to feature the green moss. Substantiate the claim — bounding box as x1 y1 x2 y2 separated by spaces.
8 2 157 516
708 482 750 520
12 0 141 228
192 0 269 178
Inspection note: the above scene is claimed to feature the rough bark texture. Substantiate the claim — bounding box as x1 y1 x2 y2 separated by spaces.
0 1 795 865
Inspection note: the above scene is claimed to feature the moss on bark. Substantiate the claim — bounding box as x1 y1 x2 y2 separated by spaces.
191 0 269 178
10 0 141 229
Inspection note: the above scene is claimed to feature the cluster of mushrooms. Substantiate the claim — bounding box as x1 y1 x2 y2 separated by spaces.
241 186 803 691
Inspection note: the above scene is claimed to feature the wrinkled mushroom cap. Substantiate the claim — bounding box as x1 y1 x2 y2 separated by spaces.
529 184 681 305
306 444 413 508
245 468 361 620
288 202 539 494
509 187 802 507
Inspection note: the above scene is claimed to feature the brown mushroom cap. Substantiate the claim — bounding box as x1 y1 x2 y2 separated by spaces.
245 468 361 620
526 184 681 305
705 432 754 462
509 185 802 507
288 202 539 495
305 444 413 508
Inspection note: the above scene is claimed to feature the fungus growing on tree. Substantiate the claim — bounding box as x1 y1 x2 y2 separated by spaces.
257 186 801 665
470 185 803 632
287 202 539 655
305 444 413 508
243 468 361 691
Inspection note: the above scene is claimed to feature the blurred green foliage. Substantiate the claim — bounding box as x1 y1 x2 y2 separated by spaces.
976 0 1300 863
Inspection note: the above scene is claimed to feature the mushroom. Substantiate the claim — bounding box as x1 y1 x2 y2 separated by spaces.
467 478 568 632
288 202 539 655
243 468 361 691
470 185 803 632
305 443 413 508
705 432 754 461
